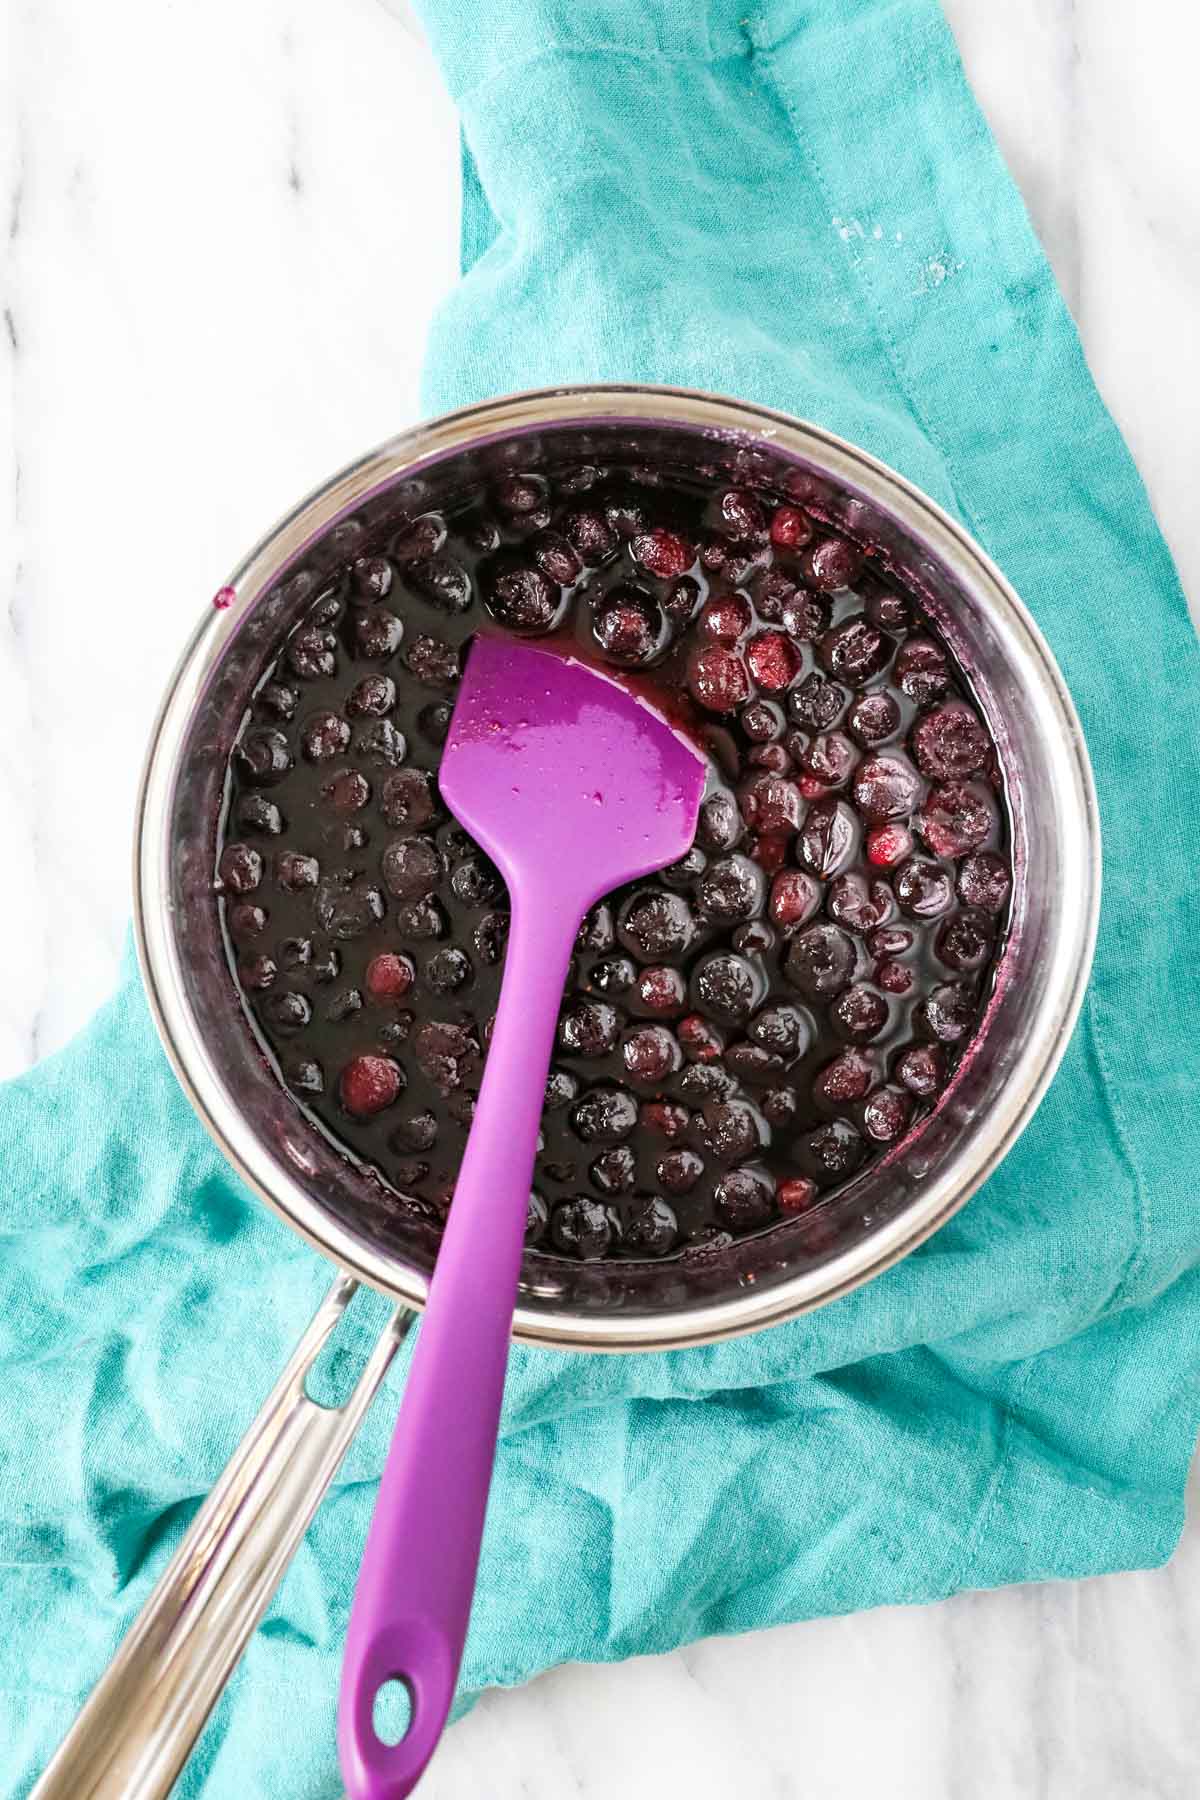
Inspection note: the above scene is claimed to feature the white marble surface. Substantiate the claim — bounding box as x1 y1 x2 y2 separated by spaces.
3 0 1199 1793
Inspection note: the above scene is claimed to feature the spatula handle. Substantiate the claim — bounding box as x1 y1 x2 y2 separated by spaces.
338 893 581 1799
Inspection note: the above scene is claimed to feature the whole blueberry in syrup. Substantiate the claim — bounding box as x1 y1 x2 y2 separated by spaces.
219 464 1011 1261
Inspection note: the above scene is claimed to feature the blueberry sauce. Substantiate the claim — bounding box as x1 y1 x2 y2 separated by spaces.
217 463 1011 1262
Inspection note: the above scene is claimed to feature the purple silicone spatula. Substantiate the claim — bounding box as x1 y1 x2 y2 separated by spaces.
338 635 706 1798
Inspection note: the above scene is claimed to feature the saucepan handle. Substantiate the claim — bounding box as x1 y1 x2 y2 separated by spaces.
31 1273 414 1800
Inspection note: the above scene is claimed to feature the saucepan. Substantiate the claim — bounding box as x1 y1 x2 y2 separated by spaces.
31 385 1100 1798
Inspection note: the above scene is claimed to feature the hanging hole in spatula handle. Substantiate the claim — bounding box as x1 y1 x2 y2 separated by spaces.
339 1619 456 1799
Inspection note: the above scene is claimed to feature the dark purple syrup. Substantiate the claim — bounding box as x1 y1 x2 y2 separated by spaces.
217 464 1011 1262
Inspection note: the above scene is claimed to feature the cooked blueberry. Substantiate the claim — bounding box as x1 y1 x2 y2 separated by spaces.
590 1146 637 1195
656 1149 704 1194
558 1001 621 1058
691 953 761 1025
894 858 954 919
404 636 460 686
797 1118 865 1183
865 591 910 631
577 903 616 954
891 1042 944 1099
633 972 690 1015
848 691 901 747
377 1014 414 1048
495 472 549 517
261 990 312 1033
852 756 922 823
287 1058 324 1096
622 1026 682 1084
688 644 750 712
347 675 397 718
313 871 385 939
788 673 846 730
618 890 696 963
564 508 618 563
379 768 437 829
818 617 889 686
801 537 862 591
740 699 785 742
796 796 857 877
393 513 448 563
957 850 1011 914
911 701 989 780
364 952 415 1003
256 681 299 722
381 836 442 900
551 1197 617 1260
351 555 394 601
746 631 801 692
287 627 337 680
694 1100 765 1165
239 954 277 990
769 871 821 930
486 561 562 632
762 1086 800 1126
426 947 472 992
277 851 320 891
413 1021 478 1093
394 897 447 940
915 782 995 859
339 1054 403 1118
895 638 949 704
739 775 803 835
936 910 993 971
592 584 665 666
310 948 340 985
830 985 888 1042
695 855 765 924
532 530 583 585
784 923 856 999
733 921 775 957
227 902 267 938
237 795 284 836
325 987 363 1023
713 1168 774 1229
662 846 708 896
623 1197 679 1256
450 855 503 907
589 957 637 996
813 1051 873 1107
408 555 472 614
725 1035 785 1085
355 720 408 766
218 843 263 893
676 1062 738 1104
571 1086 638 1143
696 790 743 852
801 732 855 788
545 1068 580 1110
235 728 291 785
917 981 976 1042
678 1014 726 1062
473 910 510 965
748 1004 809 1061
863 1087 913 1143
352 609 404 659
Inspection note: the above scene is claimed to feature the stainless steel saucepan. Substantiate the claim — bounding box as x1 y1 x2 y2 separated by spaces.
32 385 1101 1798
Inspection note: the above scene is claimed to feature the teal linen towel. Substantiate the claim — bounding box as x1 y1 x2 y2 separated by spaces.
5 0 1200 1793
